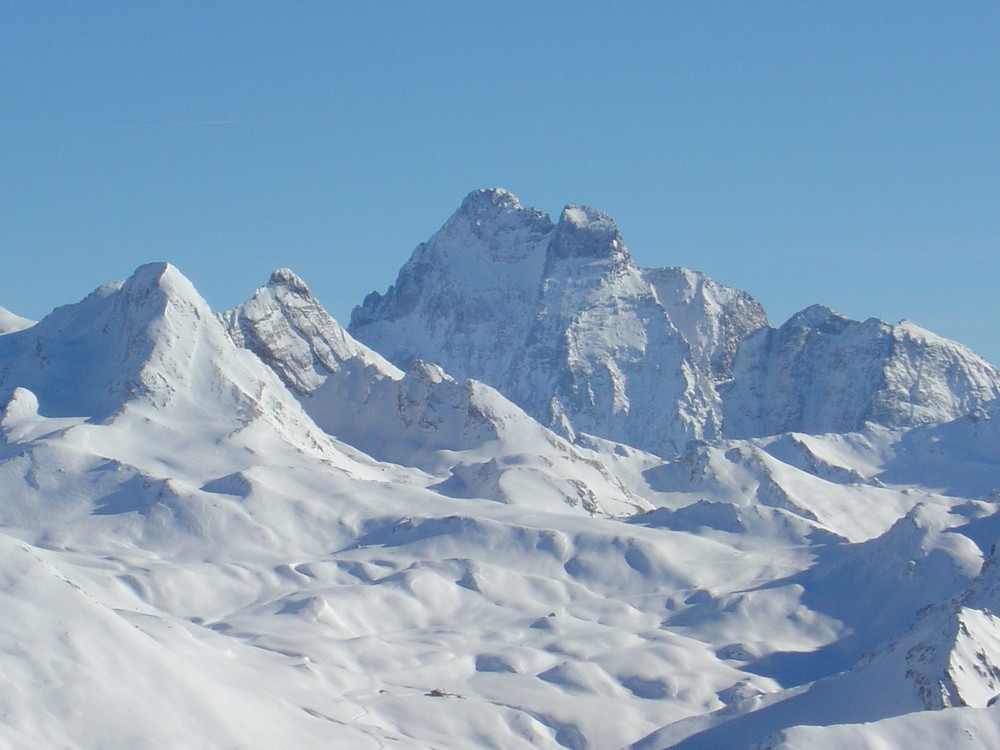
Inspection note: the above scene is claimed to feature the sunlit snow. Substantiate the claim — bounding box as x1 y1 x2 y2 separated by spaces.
2 193 1000 749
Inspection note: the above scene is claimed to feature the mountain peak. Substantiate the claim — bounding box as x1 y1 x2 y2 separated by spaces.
446 188 553 244
125 261 182 290
783 304 853 334
559 204 612 229
353 189 1000 450
0 305 35 335
224 270 402 396
0 263 226 419
457 187 523 216
549 203 629 262
118 261 207 316
267 268 312 295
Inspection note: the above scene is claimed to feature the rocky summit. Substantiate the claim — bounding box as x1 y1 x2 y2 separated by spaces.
351 189 1000 456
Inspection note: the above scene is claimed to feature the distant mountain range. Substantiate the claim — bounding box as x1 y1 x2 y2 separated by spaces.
351 188 1000 455
1 190 1000 749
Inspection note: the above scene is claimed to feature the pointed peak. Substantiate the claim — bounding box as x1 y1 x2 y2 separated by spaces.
0 305 35 334
0 263 220 421
111 263 213 333
458 187 523 216
120 262 201 304
450 188 553 237
549 203 629 262
126 261 175 286
267 268 312 295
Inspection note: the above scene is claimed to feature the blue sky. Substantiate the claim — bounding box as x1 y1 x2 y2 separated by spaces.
3 2 999 362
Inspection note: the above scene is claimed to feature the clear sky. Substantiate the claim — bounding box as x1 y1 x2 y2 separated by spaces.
3 2 998 362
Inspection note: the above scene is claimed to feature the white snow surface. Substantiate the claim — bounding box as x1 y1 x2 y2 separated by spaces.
222 269 645 516
1 243 1000 748
0 305 34 334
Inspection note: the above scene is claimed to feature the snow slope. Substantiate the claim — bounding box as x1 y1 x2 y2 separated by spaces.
0 263 798 748
224 268 646 516
0 304 34 334
1 242 999 749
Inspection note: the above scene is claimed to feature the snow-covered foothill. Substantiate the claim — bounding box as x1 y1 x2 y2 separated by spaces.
224 269 649 516
632 503 994 749
754 704 1000 750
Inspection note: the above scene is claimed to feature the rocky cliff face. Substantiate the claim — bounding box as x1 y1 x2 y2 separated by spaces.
350 189 768 456
351 189 1000 454
722 306 1000 438
224 268 647 516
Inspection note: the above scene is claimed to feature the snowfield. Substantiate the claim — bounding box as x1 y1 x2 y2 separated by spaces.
2 190 1000 749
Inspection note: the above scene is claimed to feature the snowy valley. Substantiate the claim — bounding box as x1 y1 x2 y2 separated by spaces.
2 190 1000 749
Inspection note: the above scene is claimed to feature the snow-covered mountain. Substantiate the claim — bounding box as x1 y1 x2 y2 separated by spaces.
0 262 392 555
222 268 645 516
350 188 765 456
2 196 1000 750
723 305 1000 438
0 304 33 334
351 189 1000 455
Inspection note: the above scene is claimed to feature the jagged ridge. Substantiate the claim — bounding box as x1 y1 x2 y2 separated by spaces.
350 189 1000 455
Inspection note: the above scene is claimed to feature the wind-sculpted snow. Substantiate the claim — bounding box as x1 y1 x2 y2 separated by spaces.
879 399 1000 498
351 189 1000 454
631 504 994 750
2 254 1000 748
